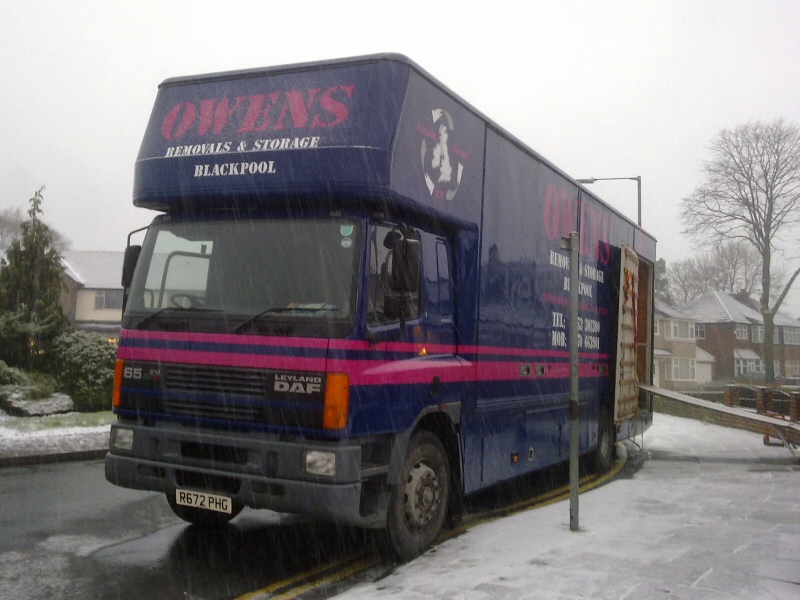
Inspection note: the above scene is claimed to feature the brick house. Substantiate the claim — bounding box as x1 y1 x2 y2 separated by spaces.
60 251 124 340
653 300 701 391
682 290 800 381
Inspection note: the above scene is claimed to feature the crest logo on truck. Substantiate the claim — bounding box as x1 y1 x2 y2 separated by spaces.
420 109 467 201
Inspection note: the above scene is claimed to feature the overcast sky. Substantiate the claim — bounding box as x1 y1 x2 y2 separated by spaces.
3 1 800 308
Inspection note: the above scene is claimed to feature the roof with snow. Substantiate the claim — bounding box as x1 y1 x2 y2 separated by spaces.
655 299 692 320
695 346 716 363
682 291 798 327
61 251 123 290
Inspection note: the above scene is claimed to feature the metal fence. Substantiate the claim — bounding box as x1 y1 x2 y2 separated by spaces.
682 386 793 417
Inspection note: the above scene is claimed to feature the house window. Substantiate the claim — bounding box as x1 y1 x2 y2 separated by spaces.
666 319 694 340
734 324 749 340
735 357 763 376
734 358 745 376
667 357 695 381
694 323 705 339
784 327 800 345
786 360 800 378
752 325 764 343
654 319 659 336
95 289 124 310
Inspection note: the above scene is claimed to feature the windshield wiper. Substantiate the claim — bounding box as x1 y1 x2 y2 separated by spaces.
135 307 223 330
233 305 337 334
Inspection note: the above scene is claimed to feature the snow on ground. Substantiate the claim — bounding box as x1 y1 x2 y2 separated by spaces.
0 411 111 460
0 410 111 439
340 414 800 600
1 408 797 597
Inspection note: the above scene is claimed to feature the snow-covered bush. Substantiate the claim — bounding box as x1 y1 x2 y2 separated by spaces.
50 331 117 412
24 371 58 399
0 359 27 386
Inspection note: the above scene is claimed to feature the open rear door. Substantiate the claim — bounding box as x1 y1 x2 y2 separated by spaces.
614 245 640 422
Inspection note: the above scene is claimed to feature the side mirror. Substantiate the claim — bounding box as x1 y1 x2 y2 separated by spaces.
390 239 421 293
121 245 141 289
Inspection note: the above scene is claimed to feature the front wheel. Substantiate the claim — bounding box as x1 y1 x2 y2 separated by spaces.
166 494 242 526
386 430 450 562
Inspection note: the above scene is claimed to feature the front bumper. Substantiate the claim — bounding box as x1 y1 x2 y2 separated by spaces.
104 422 386 528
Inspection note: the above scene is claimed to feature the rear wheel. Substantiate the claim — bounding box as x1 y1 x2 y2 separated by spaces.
166 494 242 526
591 410 616 473
386 430 450 561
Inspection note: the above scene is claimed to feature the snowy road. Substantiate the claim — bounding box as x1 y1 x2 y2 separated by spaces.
337 414 800 600
0 459 378 599
0 414 797 599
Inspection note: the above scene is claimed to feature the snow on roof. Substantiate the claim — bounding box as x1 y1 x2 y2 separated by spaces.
61 251 123 290
681 290 797 327
695 346 716 363
654 299 691 320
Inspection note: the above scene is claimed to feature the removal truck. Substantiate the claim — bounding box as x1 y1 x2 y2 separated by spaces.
105 54 655 560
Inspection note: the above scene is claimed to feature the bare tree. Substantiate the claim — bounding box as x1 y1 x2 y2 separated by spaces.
0 205 70 252
682 119 800 381
710 241 758 293
668 241 785 305
48 227 72 252
667 257 705 304
0 207 25 249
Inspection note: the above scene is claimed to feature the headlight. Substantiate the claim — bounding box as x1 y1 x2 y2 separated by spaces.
303 450 336 476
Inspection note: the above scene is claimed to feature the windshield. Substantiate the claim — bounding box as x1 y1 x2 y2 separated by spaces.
125 217 361 331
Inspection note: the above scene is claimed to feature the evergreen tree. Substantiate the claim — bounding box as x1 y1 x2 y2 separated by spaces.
0 187 69 369
653 258 674 306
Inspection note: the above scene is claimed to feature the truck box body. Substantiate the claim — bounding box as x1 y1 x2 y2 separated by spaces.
106 54 655 556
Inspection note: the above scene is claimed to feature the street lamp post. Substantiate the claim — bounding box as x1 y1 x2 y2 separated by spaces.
576 176 642 227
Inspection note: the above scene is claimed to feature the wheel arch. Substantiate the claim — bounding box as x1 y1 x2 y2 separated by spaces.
387 407 463 526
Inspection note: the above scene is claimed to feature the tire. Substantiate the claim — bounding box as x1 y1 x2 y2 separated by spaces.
386 430 450 561
590 410 616 473
166 493 242 526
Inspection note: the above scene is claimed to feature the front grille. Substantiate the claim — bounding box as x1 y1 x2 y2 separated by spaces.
164 397 262 422
164 364 267 397
129 362 327 429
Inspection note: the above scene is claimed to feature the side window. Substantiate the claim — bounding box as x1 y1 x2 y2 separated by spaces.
367 223 421 326
436 239 452 319
132 229 212 310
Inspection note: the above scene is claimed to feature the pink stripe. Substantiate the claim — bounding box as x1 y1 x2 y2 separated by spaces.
119 343 608 386
476 362 601 381
119 347 327 371
327 356 471 386
328 357 606 386
460 345 569 358
121 328 329 349
119 329 610 384
329 339 458 354
121 328 609 360
460 344 609 361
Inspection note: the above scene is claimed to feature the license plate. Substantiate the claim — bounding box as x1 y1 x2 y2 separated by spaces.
175 489 232 514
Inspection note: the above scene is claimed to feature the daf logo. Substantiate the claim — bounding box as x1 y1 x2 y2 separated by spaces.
274 374 322 394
